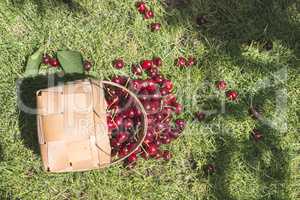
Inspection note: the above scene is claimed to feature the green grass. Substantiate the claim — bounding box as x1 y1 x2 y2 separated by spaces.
0 0 299 199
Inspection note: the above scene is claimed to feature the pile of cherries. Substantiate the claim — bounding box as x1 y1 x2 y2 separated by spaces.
105 57 185 168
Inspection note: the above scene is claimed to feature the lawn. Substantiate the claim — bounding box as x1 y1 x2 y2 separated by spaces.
0 0 299 199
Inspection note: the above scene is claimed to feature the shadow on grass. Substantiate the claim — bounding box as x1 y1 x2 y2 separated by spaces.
164 0 299 61
17 73 89 154
0 144 3 162
9 0 87 16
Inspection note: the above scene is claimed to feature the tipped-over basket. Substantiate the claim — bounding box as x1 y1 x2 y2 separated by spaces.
36 79 148 173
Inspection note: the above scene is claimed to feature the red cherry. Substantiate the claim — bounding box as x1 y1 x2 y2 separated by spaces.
125 108 136 118
175 119 186 130
107 116 117 131
116 131 129 144
205 164 216 174
49 58 60 67
162 150 172 161
150 23 161 31
124 118 134 129
130 79 143 92
118 146 130 157
216 80 227 90
174 103 183 114
163 94 177 105
113 58 125 69
196 112 205 121
111 75 127 85
251 129 263 142
110 138 121 148
176 57 186 67
140 60 153 70
147 67 159 78
160 87 171 96
127 153 138 163
132 64 143 76
42 54 51 65
152 74 165 84
114 115 123 127
83 60 92 71
162 80 173 91
136 1 147 13
152 57 162 67
186 57 197 66
160 134 171 144
226 90 238 101
144 9 154 19
146 143 158 156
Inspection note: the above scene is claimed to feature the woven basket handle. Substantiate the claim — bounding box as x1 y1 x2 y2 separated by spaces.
91 80 148 166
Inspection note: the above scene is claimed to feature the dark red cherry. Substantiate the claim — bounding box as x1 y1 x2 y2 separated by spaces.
136 1 147 13
42 54 51 65
147 67 159 77
111 75 126 85
251 129 263 142
226 90 238 101
174 103 183 114
125 108 136 118
127 153 138 163
110 138 121 148
124 118 134 129
152 74 165 84
131 64 143 76
162 150 172 161
176 57 186 67
175 119 186 130
140 60 153 70
205 164 216 174
152 57 162 67
160 135 171 144
146 143 158 156
150 23 161 31
196 15 208 26
144 9 154 19
107 116 117 131
154 150 163 159
114 115 123 127
162 80 173 91
163 94 177 105
49 58 60 67
113 58 125 69
160 87 171 96
116 131 129 144
216 80 227 90
196 112 206 121
187 57 197 66
118 146 130 157
83 60 92 71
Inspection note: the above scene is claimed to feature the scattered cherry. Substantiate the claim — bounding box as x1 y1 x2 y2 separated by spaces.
113 58 125 69
150 23 161 31
196 15 208 26
162 150 172 161
176 57 186 67
42 54 51 65
49 58 60 67
136 1 147 13
205 164 216 174
144 10 154 19
152 57 162 67
132 64 143 76
251 129 263 142
216 80 227 90
196 112 205 121
226 90 238 101
83 60 92 71
187 57 197 67
140 60 153 70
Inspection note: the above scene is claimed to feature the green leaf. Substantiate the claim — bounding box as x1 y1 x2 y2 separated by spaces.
24 47 43 77
57 50 84 74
